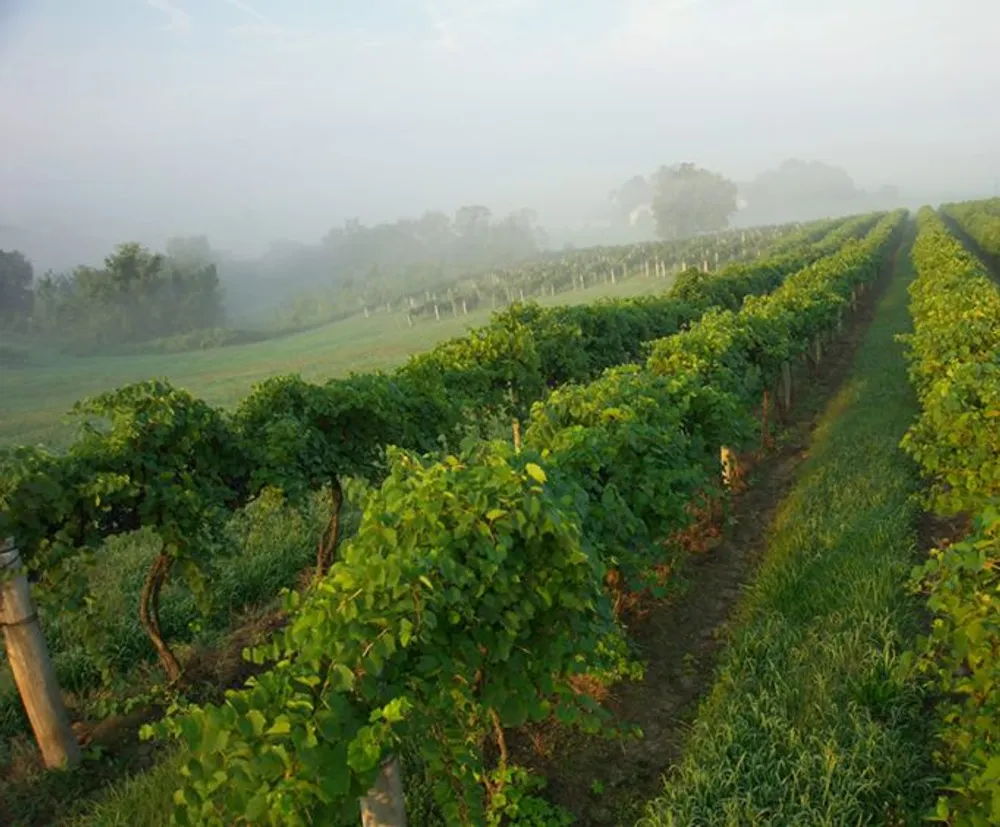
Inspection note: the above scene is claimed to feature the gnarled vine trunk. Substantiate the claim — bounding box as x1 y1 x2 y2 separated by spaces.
139 551 182 683
315 476 344 579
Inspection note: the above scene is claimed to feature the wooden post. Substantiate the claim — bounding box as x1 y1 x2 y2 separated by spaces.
813 336 823 367
360 755 407 827
0 539 80 769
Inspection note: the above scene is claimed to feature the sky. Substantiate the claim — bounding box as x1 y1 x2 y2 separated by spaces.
1 0 999 261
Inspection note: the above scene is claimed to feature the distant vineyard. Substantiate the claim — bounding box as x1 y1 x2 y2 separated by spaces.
373 219 841 324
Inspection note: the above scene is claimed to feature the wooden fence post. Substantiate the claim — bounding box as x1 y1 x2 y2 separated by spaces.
0 538 80 769
360 755 407 827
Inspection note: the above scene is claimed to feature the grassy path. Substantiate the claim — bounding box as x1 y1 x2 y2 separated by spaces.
638 233 934 824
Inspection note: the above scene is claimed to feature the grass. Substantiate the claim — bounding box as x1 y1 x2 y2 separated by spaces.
638 238 936 825
0 274 676 449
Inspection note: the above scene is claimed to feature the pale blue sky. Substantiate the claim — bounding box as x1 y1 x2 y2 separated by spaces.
1 0 998 258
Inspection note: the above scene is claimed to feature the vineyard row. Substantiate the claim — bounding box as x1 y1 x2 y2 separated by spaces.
900 205 1000 825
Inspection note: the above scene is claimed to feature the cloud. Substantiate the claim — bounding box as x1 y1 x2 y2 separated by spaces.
147 0 191 33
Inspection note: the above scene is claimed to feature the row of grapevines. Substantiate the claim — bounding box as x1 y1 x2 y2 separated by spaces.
401 218 834 322
0 213 883 686
153 211 905 825
900 206 1000 826
942 198 1000 262
403 213 880 428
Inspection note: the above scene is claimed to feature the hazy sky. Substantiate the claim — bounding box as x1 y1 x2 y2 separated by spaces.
1 0 998 256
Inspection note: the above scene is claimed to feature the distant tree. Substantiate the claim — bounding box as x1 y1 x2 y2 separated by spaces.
652 163 738 240
0 249 34 326
32 242 224 349
165 235 217 269
455 205 493 240
611 175 653 218
740 159 864 223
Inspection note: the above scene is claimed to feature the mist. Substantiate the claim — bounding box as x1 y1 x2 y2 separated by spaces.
1 0 998 273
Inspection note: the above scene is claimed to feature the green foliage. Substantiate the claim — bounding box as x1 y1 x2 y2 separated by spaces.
32 242 224 351
901 204 1000 825
909 511 1000 826
901 207 1000 516
525 365 728 588
149 210 904 824
485 766 574 827
0 208 905 823
152 443 626 825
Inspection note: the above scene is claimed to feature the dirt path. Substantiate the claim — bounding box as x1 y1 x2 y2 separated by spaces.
520 254 899 826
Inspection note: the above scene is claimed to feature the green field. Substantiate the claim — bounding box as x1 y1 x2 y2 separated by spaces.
0 273 676 448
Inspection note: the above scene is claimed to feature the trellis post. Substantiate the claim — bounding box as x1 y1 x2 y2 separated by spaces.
360 755 407 826
0 538 80 769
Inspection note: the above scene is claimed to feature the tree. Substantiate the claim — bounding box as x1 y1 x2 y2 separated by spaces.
0 249 34 326
165 235 217 270
455 205 493 241
611 175 653 219
739 159 865 224
651 163 738 240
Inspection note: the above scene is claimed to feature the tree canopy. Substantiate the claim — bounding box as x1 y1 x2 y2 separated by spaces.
0 249 34 327
31 242 224 350
651 163 738 240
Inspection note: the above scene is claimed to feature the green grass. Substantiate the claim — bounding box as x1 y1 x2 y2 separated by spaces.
55 752 186 827
0 275 676 449
638 241 935 825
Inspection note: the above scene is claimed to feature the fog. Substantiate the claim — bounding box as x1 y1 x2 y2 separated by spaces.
1 0 998 274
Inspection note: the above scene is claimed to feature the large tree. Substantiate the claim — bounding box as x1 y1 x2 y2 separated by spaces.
740 158 861 220
651 163 738 240
0 249 34 326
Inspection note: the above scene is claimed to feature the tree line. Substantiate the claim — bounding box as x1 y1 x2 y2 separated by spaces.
0 243 223 352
